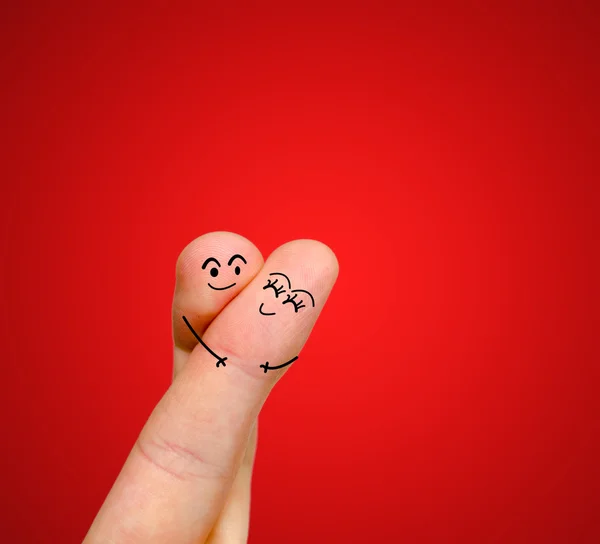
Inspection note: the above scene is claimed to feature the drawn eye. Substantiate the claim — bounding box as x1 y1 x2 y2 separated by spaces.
234 266 241 275
283 293 305 312
210 267 219 277
263 278 285 297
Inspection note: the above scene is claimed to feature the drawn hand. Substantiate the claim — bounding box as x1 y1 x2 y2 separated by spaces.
215 357 227 368
259 357 298 373
84 232 338 543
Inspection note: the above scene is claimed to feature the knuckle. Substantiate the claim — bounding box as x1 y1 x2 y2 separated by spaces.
135 433 229 483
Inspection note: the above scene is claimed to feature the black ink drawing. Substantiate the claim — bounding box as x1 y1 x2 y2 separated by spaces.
260 357 299 373
182 315 228 368
259 272 315 316
202 254 247 291
181 270 315 374
257 271 316 372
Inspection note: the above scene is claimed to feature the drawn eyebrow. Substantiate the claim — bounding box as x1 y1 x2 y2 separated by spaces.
268 272 291 289
228 254 247 266
291 289 315 307
201 257 221 269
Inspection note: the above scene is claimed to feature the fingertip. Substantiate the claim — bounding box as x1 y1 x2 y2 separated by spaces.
176 232 263 283
173 232 264 355
266 238 340 287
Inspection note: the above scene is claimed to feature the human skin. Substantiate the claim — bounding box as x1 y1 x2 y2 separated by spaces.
83 232 339 543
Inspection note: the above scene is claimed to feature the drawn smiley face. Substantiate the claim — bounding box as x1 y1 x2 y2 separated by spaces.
259 272 315 316
202 254 247 291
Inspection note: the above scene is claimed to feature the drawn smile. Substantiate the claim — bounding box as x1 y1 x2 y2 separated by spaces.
208 282 236 291
259 303 276 316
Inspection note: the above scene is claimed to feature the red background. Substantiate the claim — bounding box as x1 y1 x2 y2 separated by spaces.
1 3 598 543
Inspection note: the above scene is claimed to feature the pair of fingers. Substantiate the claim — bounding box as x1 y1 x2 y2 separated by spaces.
84 232 339 543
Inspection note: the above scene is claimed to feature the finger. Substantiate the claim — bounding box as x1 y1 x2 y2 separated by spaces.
172 231 263 375
172 232 262 540
205 421 258 544
84 240 338 543
198 239 338 542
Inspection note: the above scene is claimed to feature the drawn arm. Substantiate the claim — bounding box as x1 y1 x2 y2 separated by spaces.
260 356 298 374
182 315 227 367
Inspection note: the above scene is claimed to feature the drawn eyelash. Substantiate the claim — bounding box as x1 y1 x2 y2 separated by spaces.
283 293 305 312
263 278 285 297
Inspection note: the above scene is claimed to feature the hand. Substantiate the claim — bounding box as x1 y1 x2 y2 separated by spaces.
84 232 338 543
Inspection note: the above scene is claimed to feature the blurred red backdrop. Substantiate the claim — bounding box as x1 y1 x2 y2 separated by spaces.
1 3 598 543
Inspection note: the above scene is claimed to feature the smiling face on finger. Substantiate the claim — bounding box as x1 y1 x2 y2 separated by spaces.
199 239 337 370
259 272 315 317
202 254 247 291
